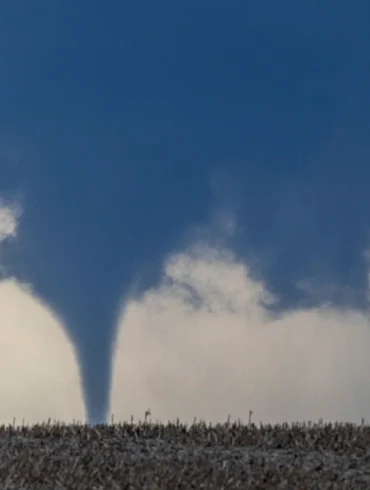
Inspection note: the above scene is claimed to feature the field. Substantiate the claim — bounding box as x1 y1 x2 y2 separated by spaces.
1 416 370 489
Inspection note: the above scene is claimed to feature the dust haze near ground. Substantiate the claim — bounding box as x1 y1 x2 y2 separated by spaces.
0 203 86 426
111 239 370 426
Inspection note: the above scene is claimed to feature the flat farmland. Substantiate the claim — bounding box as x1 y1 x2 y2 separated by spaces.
1 419 370 489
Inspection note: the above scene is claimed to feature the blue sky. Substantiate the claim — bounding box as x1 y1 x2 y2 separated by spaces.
1 2 370 426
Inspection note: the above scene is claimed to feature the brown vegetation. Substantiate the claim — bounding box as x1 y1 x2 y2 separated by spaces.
1 417 370 489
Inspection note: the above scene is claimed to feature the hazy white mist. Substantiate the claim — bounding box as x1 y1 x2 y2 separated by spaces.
2 199 370 427
0 203 86 426
110 239 370 425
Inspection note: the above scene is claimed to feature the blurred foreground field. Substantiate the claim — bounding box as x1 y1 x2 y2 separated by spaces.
1 418 370 489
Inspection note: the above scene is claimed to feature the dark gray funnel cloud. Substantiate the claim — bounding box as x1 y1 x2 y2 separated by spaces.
1 149 211 424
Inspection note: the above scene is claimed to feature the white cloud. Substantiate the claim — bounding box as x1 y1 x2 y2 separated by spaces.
0 202 86 426
0 279 86 426
0 202 20 242
110 239 370 425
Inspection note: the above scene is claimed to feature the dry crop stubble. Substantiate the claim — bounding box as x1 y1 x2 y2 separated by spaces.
1 416 370 488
